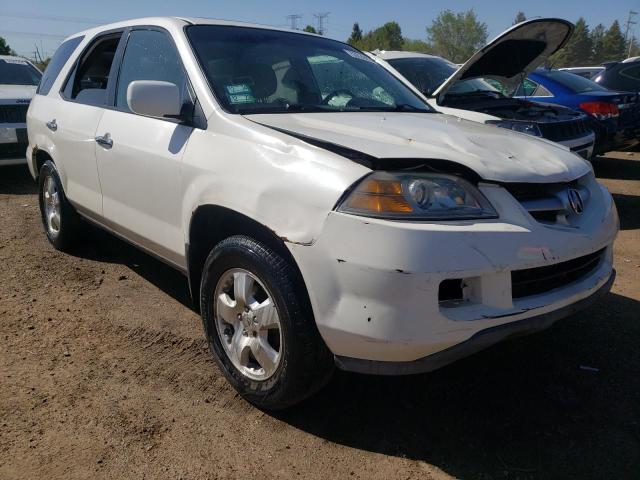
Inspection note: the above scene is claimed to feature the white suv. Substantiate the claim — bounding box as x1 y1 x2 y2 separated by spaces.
27 17 618 409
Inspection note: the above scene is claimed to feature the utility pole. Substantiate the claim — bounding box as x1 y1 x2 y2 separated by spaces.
313 12 330 36
624 10 637 57
285 14 302 30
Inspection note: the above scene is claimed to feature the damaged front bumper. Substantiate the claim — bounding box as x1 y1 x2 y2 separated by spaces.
335 269 614 375
286 178 618 370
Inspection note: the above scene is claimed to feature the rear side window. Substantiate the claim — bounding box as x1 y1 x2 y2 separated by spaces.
37 36 84 95
621 65 640 81
115 29 188 111
538 70 606 94
63 33 122 106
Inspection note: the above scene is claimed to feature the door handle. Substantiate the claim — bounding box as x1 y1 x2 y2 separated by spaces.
46 119 57 131
95 133 113 149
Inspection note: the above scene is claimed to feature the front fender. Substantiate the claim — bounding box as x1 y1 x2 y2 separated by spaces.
180 119 369 246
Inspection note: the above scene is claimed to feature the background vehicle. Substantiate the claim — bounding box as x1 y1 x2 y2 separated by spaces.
593 58 640 93
519 69 640 153
27 17 617 409
370 19 597 160
0 55 41 166
559 66 604 79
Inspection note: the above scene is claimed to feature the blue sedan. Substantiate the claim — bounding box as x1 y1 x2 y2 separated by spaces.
515 69 640 154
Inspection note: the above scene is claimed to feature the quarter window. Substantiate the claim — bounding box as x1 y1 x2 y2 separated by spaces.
115 29 188 112
515 79 538 97
37 36 83 95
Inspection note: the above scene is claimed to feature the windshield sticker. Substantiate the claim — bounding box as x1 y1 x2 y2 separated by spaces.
225 84 256 104
1 58 29 65
343 49 374 62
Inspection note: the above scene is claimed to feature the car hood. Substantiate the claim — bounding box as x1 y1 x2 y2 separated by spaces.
434 18 574 100
0 84 36 102
245 112 591 183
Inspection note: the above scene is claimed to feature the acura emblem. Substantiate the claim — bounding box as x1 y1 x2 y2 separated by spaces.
567 188 584 215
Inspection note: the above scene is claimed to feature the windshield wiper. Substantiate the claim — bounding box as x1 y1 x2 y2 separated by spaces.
239 104 328 114
392 103 431 112
447 90 503 97
348 104 431 113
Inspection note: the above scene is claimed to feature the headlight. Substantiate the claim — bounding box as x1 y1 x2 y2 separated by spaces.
336 172 497 220
485 120 542 137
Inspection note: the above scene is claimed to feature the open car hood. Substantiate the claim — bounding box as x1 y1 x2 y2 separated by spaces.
433 18 574 100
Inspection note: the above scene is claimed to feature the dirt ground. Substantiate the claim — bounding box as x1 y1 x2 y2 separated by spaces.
1 152 639 480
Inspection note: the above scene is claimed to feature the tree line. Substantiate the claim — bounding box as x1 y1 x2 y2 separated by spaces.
1 10 637 71
347 10 639 66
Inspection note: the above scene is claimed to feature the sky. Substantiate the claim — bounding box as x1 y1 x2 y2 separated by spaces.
1 0 638 59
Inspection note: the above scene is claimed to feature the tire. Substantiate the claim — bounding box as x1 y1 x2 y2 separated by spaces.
38 160 83 251
200 235 333 409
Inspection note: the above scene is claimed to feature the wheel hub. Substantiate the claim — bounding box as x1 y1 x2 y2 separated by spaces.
42 175 61 237
214 268 283 381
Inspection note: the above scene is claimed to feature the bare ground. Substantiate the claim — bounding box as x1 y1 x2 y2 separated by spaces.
1 152 639 480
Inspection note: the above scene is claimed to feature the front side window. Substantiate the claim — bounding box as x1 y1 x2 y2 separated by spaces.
186 25 432 114
115 29 189 112
65 34 121 105
37 36 83 95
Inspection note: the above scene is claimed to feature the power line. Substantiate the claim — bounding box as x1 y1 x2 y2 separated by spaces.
2 30 68 40
285 14 302 30
313 12 330 36
1 11 112 25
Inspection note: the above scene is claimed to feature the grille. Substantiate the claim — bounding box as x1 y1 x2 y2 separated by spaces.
538 118 591 142
503 181 589 225
511 248 604 299
0 104 29 124
0 128 28 160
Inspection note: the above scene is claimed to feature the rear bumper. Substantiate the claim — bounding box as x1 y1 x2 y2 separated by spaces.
335 269 615 375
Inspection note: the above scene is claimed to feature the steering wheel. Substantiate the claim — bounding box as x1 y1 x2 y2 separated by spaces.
321 89 356 105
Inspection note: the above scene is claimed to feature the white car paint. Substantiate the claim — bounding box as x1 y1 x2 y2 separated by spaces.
27 17 617 372
0 56 40 166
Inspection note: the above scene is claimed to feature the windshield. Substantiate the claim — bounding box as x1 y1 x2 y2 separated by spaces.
388 56 500 96
536 69 607 93
0 58 41 86
186 25 433 114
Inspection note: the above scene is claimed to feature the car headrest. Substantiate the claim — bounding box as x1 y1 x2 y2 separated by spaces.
241 63 277 99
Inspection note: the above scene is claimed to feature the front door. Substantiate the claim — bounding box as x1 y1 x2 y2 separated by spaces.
95 28 194 268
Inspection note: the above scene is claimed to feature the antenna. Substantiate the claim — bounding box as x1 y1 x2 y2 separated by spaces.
313 12 330 36
285 14 302 30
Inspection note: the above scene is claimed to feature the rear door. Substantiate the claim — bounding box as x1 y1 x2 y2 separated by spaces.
94 27 194 268
40 32 123 215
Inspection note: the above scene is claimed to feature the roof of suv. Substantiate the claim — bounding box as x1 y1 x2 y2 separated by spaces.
65 16 321 42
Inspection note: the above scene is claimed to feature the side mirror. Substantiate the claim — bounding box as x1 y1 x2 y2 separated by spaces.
127 80 182 119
